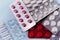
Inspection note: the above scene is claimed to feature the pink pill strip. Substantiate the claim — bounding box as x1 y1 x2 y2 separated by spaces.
9 0 36 32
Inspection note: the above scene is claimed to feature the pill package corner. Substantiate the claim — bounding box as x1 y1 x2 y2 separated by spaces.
9 0 36 32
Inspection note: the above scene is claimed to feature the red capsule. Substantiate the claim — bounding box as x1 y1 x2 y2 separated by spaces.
35 32 43 38
44 31 52 38
28 31 34 38
36 24 43 31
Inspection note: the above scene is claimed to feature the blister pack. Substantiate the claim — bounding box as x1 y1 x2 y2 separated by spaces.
42 8 59 34
28 22 52 38
1 0 60 40
0 22 14 40
42 8 60 39
23 0 59 22
9 0 36 31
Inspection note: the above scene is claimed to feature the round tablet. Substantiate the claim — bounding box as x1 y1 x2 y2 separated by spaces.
26 4 32 8
44 2 48 6
36 32 43 38
35 9 38 13
37 25 43 31
44 32 52 38
57 21 60 26
49 0 53 3
51 21 56 26
51 27 58 33
28 31 34 38
43 20 50 26
53 11 59 16
49 15 55 20
40 6 43 9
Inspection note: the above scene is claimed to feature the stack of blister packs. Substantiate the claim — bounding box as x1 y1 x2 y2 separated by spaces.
0 0 60 40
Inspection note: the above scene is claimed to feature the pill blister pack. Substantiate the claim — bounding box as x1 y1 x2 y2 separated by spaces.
0 22 14 40
42 8 60 39
1 0 60 40
28 12 60 40
23 0 59 22
9 0 36 31
28 22 52 38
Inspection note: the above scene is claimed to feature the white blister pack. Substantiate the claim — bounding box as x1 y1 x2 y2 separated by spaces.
23 0 59 22
9 0 36 31
42 8 60 37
